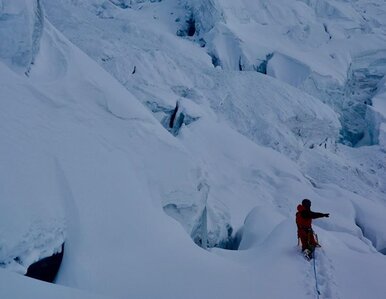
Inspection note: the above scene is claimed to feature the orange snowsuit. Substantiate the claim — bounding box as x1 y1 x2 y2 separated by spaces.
296 204 324 251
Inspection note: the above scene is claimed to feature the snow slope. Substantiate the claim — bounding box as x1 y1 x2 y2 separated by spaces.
1 0 386 298
0 269 112 299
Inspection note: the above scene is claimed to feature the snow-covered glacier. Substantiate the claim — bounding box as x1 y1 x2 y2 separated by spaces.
1 0 386 298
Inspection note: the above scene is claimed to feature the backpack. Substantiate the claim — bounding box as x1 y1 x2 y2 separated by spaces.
296 204 312 231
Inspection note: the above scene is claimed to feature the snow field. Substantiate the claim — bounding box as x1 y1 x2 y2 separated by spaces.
1 0 386 298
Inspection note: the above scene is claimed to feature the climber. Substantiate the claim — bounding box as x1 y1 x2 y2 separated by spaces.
296 199 329 259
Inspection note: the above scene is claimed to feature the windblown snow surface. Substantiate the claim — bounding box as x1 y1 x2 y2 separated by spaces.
1 0 386 298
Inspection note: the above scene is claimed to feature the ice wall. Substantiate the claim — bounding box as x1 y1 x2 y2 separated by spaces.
0 0 43 72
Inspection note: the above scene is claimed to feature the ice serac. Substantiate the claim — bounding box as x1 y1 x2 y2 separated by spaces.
267 53 311 88
372 77 386 147
197 70 340 159
0 0 43 73
108 0 130 9
163 180 233 249
331 51 386 147
204 23 247 71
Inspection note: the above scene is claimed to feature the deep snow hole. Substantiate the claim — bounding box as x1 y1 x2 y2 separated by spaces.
176 13 196 37
26 243 65 283
164 202 239 250
146 100 199 136
163 182 239 251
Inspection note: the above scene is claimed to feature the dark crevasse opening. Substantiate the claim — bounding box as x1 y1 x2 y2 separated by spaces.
355 217 385 256
255 53 273 75
167 101 198 136
164 203 236 250
323 23 332 40
176 12 196 37
108 0 130 9
164 181 240 251
238 56 243 71
190 215 236 250
25 243 65 283
186 14 196 37
209 52 221 68
222 228 242 250
193 230 240 250
168 102 179 129
339 68 382 146
190 209 241 251
146 101 199 136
